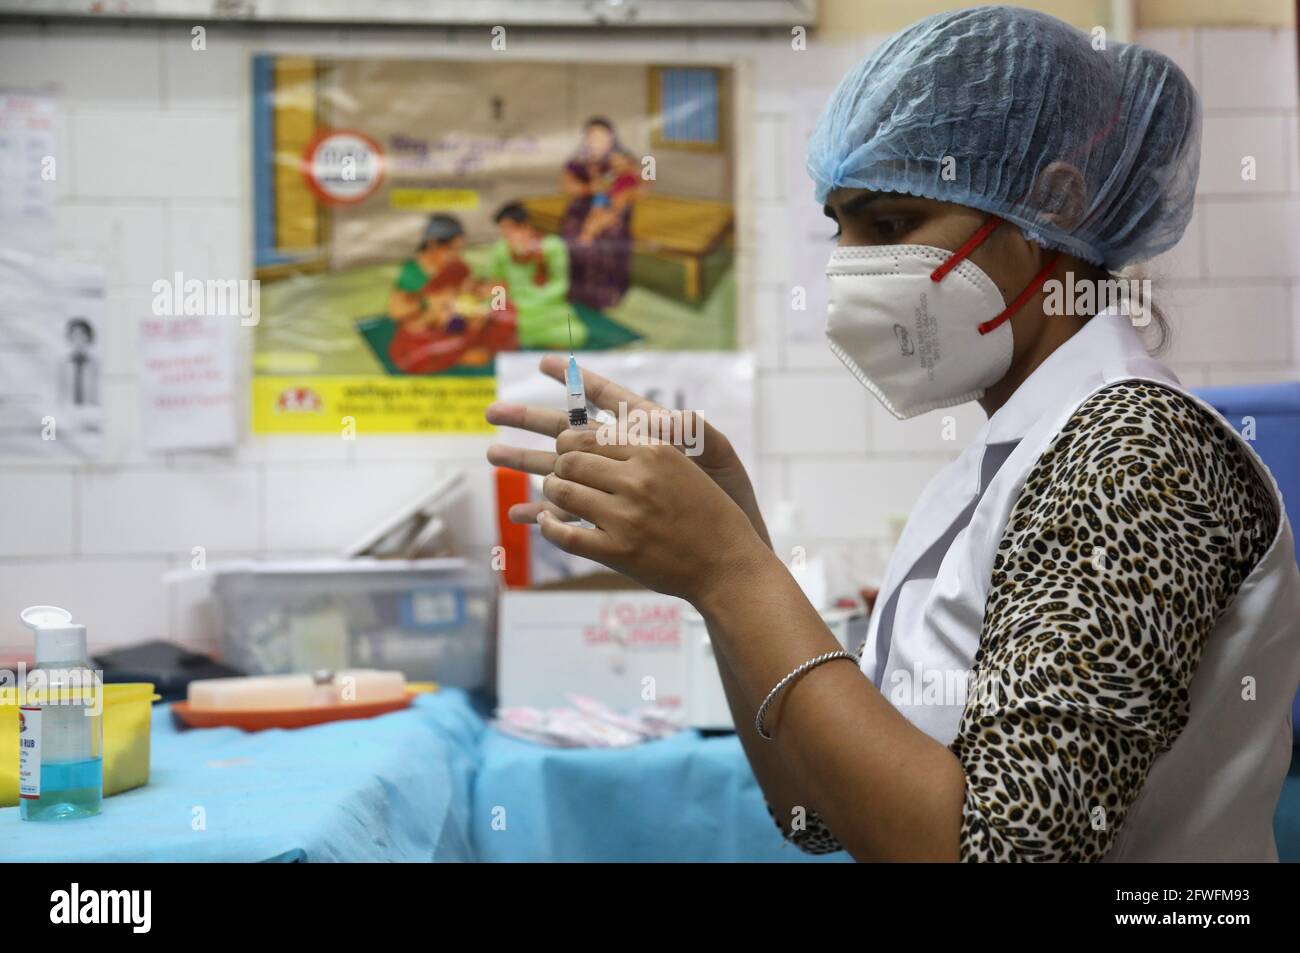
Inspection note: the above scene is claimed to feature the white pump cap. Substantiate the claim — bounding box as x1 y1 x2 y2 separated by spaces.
21 605 88 663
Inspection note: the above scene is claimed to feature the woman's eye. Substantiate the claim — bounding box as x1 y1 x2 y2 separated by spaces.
872 217 913 240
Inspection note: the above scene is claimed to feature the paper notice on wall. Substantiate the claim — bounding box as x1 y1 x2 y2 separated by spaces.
138 314 238 452
0 248 105 458
0 91 57 255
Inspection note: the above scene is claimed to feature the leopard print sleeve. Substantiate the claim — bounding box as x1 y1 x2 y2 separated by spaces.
765 801 845 854
951 380 1278 862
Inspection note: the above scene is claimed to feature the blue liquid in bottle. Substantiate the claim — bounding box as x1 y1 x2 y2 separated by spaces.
20 757 103 821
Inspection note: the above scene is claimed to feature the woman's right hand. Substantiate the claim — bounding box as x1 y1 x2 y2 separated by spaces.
485 355 769 545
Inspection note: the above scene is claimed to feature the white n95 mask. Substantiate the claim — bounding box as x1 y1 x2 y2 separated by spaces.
825 243 1013 420
824 216 1063 420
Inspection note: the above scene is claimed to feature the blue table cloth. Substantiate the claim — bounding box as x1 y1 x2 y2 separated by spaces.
472 728 850 862
4 683 1295 861
0 689 483 862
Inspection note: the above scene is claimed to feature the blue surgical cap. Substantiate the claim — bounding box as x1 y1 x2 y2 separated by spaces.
807 5 1201 270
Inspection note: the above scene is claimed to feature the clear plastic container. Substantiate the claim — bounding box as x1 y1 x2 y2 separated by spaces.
210 557 495 688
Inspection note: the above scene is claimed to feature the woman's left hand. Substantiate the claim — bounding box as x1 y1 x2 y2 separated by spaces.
540 427 768 608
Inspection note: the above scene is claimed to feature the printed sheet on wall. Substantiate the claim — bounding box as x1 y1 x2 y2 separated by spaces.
0 249 105 460
251 56 738 434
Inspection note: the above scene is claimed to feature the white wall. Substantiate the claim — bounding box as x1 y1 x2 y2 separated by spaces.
0 20 1296 656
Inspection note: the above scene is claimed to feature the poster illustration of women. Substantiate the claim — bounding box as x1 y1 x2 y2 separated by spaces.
250 56 737 434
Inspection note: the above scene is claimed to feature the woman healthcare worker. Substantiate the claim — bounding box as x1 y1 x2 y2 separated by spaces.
486 6 1300 862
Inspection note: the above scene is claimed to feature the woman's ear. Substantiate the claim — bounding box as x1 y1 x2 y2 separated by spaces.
1031 161 1088 231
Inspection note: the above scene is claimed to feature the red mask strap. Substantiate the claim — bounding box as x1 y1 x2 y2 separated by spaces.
929 215 1003 283
927 215 1063 338
976 251 1063 336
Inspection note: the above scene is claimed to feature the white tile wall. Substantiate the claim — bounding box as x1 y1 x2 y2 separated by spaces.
789 458 937 540
161 27 249 110
1202 199 1300 279
868 402 986 457
750 284 785 370
759 373 871 456
15 24 166 110
167 203 245 277
73 112 242 200
0 557 172 653
1197 27 1299 111
56 203 168 288
0 471 77 557
0 22 1295 652
1151 25 1300 388
1199 115 1293 195
80 468 260 555
1161 282 1293 365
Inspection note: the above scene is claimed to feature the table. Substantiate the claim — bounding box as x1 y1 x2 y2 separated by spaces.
472 728 849 862
0 689 483 862
4 687 1294 862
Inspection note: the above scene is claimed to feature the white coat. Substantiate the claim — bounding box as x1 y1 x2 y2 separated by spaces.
859 310 1300 860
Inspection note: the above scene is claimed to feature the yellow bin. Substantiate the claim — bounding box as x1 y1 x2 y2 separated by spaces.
0 683 160 808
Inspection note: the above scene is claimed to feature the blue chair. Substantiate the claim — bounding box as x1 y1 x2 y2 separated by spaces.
1195 383 1300 722
1195 382 1300 862
1195 383 1300 554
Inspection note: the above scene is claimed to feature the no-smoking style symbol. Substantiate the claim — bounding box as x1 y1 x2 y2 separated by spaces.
300 129 386 205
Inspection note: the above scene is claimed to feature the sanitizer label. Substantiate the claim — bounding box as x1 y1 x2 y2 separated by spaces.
18 706 40 798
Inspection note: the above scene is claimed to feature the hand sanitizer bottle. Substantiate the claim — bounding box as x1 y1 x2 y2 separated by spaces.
19 606 103 821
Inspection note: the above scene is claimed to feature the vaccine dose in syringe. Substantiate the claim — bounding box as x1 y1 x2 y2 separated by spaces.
566 355 588 429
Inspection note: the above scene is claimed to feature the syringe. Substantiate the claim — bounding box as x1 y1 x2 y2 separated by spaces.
566 354 588 428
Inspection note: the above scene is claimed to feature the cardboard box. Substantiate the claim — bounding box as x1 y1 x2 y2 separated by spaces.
498 582 687 712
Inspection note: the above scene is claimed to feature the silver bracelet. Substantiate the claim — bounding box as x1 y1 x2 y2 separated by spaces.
755 649 859 741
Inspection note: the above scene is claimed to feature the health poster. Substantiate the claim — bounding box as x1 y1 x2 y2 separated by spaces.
250 56 738 434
